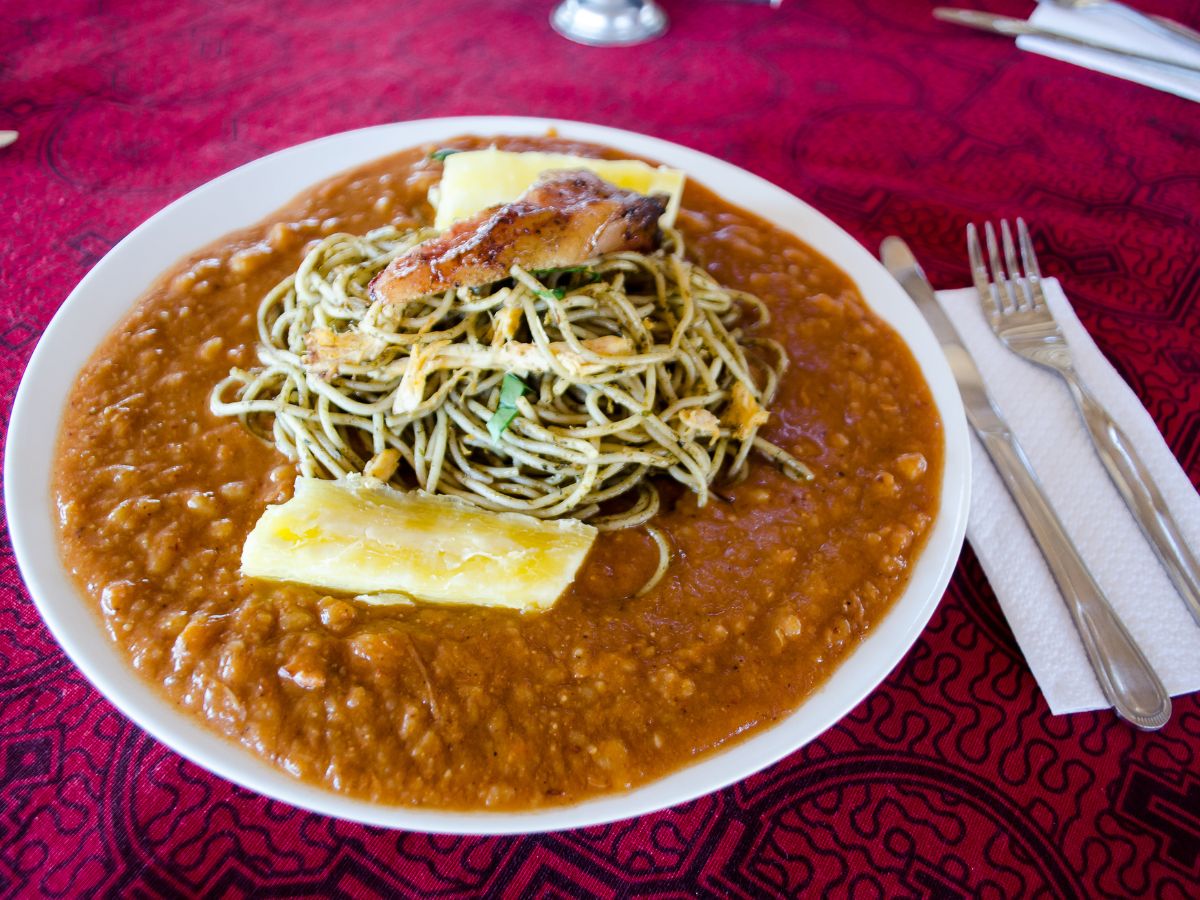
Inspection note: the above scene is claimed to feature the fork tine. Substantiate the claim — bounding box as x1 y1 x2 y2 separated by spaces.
984 221 1016 313
1017 218 1049 311
1000 220 1031 310
967 223 1001 320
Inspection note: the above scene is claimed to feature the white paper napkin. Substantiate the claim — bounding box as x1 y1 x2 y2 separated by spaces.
1017 1 1200 103
934 279 1200 714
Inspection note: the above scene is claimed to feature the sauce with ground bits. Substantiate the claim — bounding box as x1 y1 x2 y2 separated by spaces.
53 136 943 809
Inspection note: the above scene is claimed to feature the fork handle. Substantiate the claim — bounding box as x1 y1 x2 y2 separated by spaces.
976 427 1171 729
1065 373 1200 629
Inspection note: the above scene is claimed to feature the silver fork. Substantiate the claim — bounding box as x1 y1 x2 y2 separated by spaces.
969 219 1200 631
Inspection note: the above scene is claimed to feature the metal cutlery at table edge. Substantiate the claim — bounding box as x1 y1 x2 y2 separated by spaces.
880 236 1171 731
933 8 1200 76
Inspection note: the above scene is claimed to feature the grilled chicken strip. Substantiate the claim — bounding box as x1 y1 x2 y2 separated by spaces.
370 170 668 304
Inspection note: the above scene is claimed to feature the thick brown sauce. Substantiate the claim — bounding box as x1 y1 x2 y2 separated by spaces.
53 136 943 809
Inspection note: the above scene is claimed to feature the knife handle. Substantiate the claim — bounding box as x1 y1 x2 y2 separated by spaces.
976 427 1171 730
1066 373 1200 629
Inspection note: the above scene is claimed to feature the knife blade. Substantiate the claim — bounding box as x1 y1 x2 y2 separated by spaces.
933 8 1200 75
880 236 1170 731
880 239 1006 436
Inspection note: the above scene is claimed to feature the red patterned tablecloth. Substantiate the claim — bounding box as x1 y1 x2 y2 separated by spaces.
2 1 1198 896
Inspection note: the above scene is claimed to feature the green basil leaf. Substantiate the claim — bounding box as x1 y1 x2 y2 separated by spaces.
429 148 461 161
487 373 531 444
487 405 519 444
499 372 530 407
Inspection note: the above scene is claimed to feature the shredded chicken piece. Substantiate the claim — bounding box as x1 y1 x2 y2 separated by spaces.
679 408 721 442
363 449 401 482
491 303 523 347
370 170 667 304
389 336 635 414
393 340 452 414
304 328 387 379
724 382 769 440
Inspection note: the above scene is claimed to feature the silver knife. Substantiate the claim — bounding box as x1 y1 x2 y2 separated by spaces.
880 236 1170 731
934 8 1200 76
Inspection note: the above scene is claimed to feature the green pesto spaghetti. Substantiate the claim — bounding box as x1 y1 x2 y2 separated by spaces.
211 224 811 593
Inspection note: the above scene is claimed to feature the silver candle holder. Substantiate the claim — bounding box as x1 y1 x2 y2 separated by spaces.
550 0 668 47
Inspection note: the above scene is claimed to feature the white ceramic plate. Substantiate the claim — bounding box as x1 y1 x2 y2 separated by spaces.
5 117 970 834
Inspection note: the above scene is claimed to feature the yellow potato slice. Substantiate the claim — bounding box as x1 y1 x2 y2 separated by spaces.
434 147 685 230
242 476 596 611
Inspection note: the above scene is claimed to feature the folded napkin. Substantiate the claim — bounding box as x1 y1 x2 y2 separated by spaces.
1017 1 1200 103
935 279 1200 714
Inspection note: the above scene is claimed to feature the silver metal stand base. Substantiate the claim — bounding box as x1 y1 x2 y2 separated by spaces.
550 0 668 47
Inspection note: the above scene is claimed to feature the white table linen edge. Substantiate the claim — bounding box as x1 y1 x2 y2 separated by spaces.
1016 2 1200 103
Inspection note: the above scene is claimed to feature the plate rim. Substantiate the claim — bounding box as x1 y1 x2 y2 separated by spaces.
4 116 970 834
